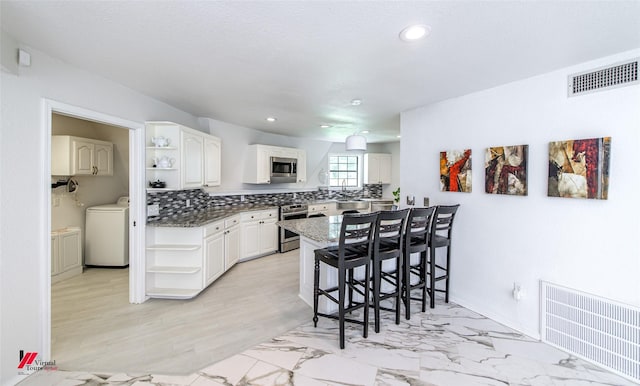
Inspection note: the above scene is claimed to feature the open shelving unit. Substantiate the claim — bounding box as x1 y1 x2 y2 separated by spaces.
145 227 204 299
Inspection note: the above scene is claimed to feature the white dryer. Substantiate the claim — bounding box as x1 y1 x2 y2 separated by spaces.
85 196 129 267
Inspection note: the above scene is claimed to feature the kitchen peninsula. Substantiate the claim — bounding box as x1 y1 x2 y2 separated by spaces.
277 215 365 314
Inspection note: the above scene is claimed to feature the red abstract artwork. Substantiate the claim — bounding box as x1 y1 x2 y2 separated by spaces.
440 149 472 193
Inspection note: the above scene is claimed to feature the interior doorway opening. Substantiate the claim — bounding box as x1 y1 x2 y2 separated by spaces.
43 99 146 362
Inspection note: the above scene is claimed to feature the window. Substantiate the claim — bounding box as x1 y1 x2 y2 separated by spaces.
329 154 360 188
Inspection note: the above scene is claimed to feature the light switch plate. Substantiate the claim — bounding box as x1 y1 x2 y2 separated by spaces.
147 204 160 217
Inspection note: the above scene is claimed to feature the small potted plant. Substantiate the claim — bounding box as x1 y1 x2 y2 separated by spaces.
392 187 400 204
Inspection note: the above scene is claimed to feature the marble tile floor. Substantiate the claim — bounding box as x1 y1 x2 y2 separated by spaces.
20 302 636 386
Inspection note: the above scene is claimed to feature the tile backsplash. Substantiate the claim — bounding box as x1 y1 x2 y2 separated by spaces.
147 184 383 222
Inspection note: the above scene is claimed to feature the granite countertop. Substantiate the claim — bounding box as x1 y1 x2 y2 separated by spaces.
276 215 344 244
147 204 278 227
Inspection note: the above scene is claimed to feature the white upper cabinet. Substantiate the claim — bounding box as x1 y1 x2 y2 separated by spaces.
364 153 392 184
244 144 272 184
244 144 306 184
146 122 221 190
181 130 204 189
203 136 222 187
296 149 307 183
93 143 113 175
52 135 113 176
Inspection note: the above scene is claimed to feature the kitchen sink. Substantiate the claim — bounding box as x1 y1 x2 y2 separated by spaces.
336 200 370 210
336 198 363 201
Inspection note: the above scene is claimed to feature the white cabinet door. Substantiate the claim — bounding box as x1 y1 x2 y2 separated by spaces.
93 143 114 176
378 154 392 184
257 147 271 184
225 225 240 269
51 227 82 284
365 153 392 184
204 231 225 286
203 136 221 187
259 218 279 254
297 150 307 183
59 230 82 272
73 140 94 175
181 131 204 188
240 220 261 259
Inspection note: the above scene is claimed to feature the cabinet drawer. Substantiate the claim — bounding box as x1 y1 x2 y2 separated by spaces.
225 215 240 229
240 209 278 222
204 220 224 237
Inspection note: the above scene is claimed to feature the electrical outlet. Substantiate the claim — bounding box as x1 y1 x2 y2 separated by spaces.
423 197 430 207
186 199 191 207
52 196 61 207
147 204 160 217
240 195 245 202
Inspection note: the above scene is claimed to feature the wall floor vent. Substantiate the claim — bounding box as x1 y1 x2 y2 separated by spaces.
541 281 640 383
568 59 638 97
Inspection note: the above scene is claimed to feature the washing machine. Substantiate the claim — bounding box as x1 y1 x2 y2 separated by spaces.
85 196 129 267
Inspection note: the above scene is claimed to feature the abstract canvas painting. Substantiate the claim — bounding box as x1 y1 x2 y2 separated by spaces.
548 137 611 199
440 149 472 192
485 145 528 196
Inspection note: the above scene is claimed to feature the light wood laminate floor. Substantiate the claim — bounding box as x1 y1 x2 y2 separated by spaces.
51 250 309 375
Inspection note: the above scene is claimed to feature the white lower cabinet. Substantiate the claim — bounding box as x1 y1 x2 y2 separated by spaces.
240 209 278 261
145 214 244 299
51 227 83 284
224 216 241 269
204 221 225 286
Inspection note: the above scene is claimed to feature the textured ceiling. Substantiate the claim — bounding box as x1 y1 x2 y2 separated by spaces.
2 1 640 143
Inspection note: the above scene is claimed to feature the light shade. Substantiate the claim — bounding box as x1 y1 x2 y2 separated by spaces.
345 134 367 151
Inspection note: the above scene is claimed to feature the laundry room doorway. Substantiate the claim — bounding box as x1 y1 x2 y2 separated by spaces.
43 99 146 362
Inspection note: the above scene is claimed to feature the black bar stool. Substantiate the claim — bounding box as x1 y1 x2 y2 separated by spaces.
427 204 460 308
402 207 436 319
371 208 409 332
313 212 378 349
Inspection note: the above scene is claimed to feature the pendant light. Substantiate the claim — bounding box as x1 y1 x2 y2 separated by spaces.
345 134 367 151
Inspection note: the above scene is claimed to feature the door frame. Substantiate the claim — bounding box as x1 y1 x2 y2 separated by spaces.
42 99 147 360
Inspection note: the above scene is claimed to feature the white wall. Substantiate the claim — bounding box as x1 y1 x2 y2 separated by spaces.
400 49 640 338
0 33 201 385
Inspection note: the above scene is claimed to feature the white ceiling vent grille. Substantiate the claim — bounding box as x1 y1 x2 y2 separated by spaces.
568 59 638 97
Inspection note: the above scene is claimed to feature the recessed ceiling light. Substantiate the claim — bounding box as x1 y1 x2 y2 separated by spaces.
350 99 362 106
396 135 402 138
320 124 331 129
399 24 431 42
361 130 369 134
266 117 277 122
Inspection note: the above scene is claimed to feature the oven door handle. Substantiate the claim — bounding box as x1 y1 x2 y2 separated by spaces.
282 211 308 217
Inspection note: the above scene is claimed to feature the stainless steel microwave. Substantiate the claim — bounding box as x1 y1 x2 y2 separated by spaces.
270 156 297 183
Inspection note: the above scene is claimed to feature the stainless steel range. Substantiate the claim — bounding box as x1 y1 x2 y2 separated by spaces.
279 203 308 252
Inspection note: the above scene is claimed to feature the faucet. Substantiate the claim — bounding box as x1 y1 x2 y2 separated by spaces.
342 179 346 192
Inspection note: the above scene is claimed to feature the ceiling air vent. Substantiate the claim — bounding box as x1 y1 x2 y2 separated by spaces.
568 59 638 97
